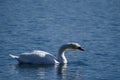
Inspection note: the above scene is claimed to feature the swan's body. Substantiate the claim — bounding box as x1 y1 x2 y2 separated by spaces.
10 42 84 64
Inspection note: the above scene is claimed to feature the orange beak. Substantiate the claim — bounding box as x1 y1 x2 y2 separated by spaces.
78 47 84 51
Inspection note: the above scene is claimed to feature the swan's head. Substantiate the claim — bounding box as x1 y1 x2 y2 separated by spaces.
65 42 84 51
58 42 84 64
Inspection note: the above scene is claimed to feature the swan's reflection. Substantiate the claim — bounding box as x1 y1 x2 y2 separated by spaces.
17 63 67 75
56 64 67 74
10 63 67 80
56 64 67 79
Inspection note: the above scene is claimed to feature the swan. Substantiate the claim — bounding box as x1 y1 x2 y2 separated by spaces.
10 42 84 64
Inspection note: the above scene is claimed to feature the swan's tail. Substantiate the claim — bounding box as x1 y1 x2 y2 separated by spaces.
9 54 19 59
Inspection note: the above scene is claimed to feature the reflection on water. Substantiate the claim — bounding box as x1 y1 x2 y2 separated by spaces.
56 64 67 74
56 64 67 80
0 0 119 80
10 64 68 80
9 62 86 80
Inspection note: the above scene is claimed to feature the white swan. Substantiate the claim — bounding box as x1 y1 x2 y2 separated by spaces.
10 42 84 64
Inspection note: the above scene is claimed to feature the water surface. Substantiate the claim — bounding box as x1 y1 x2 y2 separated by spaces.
0 0 120 80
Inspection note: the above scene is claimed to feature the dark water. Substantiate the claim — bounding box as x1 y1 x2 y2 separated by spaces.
0 0 120 80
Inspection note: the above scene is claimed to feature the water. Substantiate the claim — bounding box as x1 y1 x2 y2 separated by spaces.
0 0 120 80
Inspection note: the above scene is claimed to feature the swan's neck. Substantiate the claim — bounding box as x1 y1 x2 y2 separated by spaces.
57 45 68 64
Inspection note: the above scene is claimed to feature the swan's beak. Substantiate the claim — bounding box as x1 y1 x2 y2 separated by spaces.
78 47 84 51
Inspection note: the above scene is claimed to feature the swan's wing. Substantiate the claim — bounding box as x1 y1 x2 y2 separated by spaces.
18 50 57 64
9 54 19 59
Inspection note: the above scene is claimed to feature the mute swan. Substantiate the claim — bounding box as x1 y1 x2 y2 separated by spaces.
10 42 84 64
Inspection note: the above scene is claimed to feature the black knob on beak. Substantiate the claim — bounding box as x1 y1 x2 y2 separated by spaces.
78 47 84 51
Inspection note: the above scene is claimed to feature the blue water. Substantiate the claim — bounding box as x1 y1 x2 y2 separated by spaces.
0 0 120 80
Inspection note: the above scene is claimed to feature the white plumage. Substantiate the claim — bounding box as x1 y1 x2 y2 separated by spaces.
10 42 84 64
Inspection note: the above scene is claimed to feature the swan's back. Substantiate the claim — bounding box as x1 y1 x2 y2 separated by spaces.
10 42 84 64
16 50 58 64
